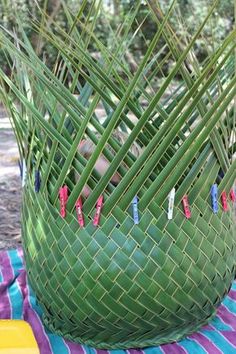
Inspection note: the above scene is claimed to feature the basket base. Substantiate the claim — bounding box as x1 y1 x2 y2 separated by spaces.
42 311 217 349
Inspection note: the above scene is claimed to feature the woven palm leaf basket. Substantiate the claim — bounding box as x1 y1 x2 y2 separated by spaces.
0 0 236 349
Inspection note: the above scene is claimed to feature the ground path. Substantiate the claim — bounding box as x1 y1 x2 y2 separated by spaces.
0 105 21 249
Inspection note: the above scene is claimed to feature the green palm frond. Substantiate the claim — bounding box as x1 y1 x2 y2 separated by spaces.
0 0 235 349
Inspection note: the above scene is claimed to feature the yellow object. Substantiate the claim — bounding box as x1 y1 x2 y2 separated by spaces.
0 320 40 354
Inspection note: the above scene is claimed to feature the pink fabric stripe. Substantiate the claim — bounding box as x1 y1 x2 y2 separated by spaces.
201 324 215 331
220 331 236 347
128 348 150 354
128 349 145 354
190 332 223 354
17 249 85 354
0 251 13 318
217 305 236 330
96 350 109 354
228 290 236 301
17 248 24 261
160 342 187 354
17 270 53 354
65 340 87 354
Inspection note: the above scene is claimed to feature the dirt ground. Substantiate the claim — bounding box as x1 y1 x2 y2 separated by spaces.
0 106 22 250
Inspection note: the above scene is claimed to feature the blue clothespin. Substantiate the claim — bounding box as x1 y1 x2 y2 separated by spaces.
35 170 41 193
218 169 224 179
132 196 139 224
211 184 218 214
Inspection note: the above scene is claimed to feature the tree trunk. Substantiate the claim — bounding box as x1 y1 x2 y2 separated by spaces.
113 0 120 17
31 0 61 56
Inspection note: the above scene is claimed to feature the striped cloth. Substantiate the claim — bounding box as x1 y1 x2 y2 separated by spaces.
0 249 236 354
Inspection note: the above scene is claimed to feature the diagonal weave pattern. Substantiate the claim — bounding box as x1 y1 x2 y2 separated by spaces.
22 150 236 348
1 0 236 349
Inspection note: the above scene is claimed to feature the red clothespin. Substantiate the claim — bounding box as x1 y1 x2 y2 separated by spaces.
59 185 68 218
182 195 191 219
76 196 84 227
221 191 228 211
93 195 103 226
229 189 236 203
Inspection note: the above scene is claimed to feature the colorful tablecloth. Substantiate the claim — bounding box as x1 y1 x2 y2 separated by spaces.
0 248 236 354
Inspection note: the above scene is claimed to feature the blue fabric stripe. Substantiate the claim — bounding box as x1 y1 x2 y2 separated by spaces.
8 249 24 273
47 334 70 354
28 283 44 316
176 338 207 354
27 279 55 353
3 249 236 354
230 282 236 291
210 316 234 331
222 298 236 315
7 249 23 319
83 347 99 354
202 330 236 354
141 347 164 354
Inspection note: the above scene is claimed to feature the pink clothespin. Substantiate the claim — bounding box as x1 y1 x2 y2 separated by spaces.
93 195 103 226
182 195 191 219
76 196 84 227
229 189 236 203
78 139 86 150
59 185 68 218
221 191 228 211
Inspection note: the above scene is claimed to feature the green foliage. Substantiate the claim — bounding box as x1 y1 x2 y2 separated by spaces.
0 1 235 349
0 0 234 73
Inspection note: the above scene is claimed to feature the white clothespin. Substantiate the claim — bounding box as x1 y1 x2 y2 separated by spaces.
168 188 175 220
22 159 27 188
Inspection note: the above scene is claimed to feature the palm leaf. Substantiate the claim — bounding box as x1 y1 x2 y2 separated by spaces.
0 0 235 349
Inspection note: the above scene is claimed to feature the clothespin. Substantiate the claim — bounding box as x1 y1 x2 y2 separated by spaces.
218 169 224 179
229 189 236 203
35 170 41 193
93 195 103 226
221 191 228 212
168 188 175 220
211 184 218 214
22 159 27 188
59 185 68 218
76 196 84 227
182 195 191 219
78 139 86 150
132 196 139 224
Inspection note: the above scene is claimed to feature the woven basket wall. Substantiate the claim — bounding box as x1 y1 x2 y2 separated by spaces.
1 1 236 349
21 85 236 349
22 155 236 350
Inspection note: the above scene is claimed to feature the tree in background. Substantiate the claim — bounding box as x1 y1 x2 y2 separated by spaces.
0 0 61 73
0 0 235 349
0 0 234 74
